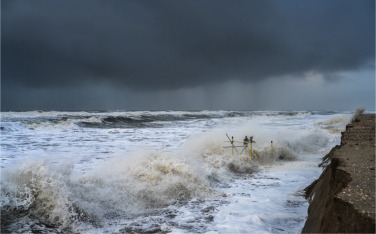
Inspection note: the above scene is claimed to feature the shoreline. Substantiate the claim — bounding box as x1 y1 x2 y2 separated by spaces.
302 114 375 233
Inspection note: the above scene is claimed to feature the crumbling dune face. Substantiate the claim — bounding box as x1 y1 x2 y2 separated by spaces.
303 114 375 233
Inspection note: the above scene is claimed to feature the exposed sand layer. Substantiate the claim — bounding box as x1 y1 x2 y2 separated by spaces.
303 114 375 233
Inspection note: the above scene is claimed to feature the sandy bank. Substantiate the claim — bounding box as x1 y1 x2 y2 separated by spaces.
303 114 375 233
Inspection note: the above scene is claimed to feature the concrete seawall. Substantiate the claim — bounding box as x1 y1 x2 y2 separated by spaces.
303 114 375 233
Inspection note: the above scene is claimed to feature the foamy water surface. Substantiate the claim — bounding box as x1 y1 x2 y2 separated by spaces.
1 110 352 233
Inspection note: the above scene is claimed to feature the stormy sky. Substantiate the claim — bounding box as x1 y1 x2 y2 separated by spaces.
1 0 375 111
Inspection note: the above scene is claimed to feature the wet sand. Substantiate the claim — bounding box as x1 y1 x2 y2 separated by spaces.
303 114 375 233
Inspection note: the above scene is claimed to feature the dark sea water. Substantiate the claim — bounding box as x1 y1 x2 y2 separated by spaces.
1 110 351 233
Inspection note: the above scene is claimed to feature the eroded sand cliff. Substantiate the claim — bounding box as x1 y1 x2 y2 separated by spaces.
303 114 375 233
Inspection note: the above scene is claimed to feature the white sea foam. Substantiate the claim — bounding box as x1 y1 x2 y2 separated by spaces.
0 110 351 233
314 114 352 134
1 160 76 230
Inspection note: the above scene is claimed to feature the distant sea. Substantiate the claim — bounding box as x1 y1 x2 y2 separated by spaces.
1 110 353 233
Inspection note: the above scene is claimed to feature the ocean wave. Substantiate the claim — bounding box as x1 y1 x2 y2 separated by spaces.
2 110 320 130
3 111 234 130
0 151 217 232
315 114 351 134
1 137 291 232
1 161 76 232
0 111 347 232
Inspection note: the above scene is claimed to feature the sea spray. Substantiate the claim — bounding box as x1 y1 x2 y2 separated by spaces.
1 151 215 231
1 160 76 231
351 107 365 123
315 114 352 134
1 110 353 233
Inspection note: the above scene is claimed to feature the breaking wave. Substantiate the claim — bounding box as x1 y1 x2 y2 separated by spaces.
1 110 338 131
1 151 216 232
1 110 350 232
315 114 351 134
1 161 76 232
0 127 317 232
3 111 237 130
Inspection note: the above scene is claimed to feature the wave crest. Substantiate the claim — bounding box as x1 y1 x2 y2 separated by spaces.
1 161 76 231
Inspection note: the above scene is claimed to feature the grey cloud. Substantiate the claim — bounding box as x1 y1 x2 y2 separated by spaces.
3 70 374 111
2 0 374 91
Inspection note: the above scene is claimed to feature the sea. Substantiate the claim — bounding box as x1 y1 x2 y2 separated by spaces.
0 110 355 233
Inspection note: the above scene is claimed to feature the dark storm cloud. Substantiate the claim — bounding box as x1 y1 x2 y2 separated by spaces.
2 0 375 90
